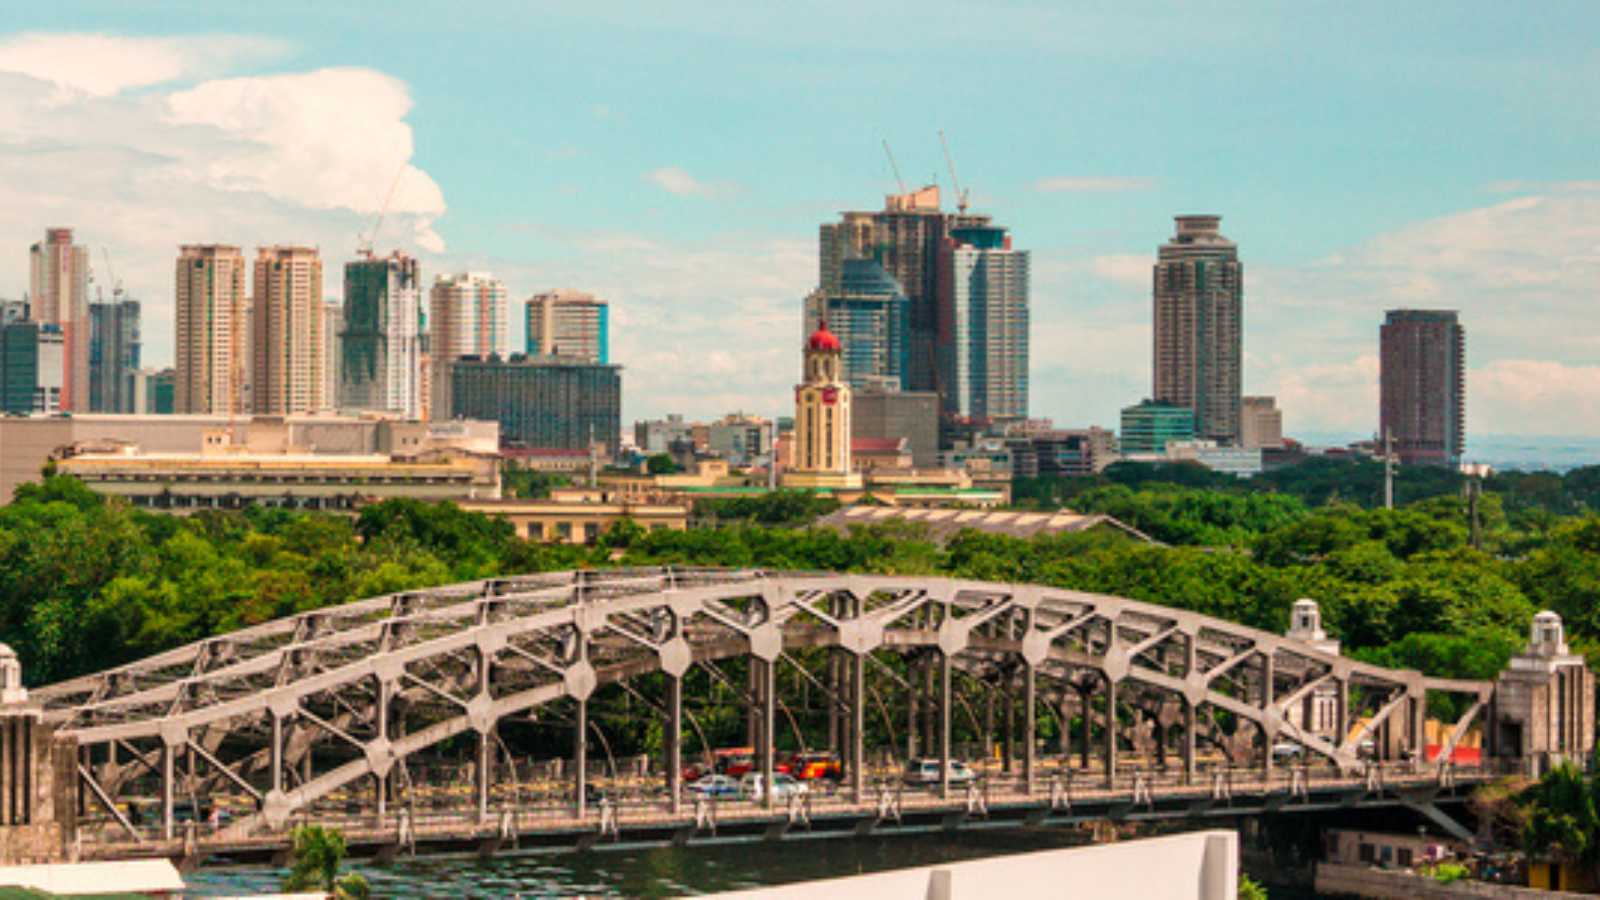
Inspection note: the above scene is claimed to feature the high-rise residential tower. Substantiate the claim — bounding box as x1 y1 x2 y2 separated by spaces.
252 246 325 414
802 258 909 391
1380 309 1465 467
340 251 422 418
322 301 342 411
175 244 248 414
936 224 1029 422
28 228 90 411
1152 215 1243 444
431 272 509 419
88 298 141 413
524 289 607 363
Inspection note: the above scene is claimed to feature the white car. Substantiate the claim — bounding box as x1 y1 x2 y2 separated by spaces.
738 772 807 801
903 758 977 786
688 774 740 797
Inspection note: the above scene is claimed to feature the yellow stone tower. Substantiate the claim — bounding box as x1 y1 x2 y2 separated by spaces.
782 321 863 490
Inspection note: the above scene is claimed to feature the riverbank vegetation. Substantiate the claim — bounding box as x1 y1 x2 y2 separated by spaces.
2 462 1597 696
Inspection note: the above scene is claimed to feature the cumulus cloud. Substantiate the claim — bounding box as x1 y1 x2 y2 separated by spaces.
0 32 287 96
0 35 447 368
1033 176 1157 193
645 166 735 199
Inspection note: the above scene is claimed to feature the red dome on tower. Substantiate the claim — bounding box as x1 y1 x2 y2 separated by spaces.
807 320 841 352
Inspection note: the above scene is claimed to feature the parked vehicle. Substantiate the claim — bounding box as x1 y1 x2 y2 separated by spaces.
738 773 807 802
782 751 843 781
1270 742 1303 761
902 758 977 786
688 774 740 797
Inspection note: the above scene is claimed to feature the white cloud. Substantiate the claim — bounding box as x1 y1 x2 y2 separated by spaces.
0 32 286 97
0 38 447 369
645 166 735 199
1033 176 1157 193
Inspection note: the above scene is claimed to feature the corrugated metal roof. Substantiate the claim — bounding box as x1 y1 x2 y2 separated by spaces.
812 506 1154 544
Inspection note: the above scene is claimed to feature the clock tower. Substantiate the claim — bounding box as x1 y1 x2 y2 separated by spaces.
782 321 863 490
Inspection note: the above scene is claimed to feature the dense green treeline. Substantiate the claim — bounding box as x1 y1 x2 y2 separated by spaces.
3 466 1598 696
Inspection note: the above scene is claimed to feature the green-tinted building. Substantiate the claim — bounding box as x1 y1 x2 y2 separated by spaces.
341 251 422 417
1119 399 1196 455
0 322 40 414
450 355 621 454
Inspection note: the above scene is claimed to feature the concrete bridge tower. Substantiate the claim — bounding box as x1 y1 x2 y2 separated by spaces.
1491 611 1596 774
1285 598 1342 740
0 644 76 863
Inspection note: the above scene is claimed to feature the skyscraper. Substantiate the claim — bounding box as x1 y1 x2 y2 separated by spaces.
524 289 607 363
802 258 909 391
252 246 325 414
27 228 90 411
1152 215 1243 444
1380 310 1465 467
175 244 248 414
341 251 422 418
431 272 509 418
937 224 1029 422
88 298 141 413
819 186 991 398
322 301 342 412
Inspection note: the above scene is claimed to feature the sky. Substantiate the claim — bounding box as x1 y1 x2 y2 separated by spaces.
0 2 1595 448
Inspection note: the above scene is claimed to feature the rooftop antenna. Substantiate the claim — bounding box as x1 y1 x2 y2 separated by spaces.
882 140 907 194
357 165 407 258
938 130 970 213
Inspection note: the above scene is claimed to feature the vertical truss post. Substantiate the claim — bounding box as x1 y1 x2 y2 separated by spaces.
1104 678 1118 789
852 650 866 803
1262 651 1276 777
746 662 760 750
574 697 588 819
161 742 175 841
761 658 776 811
939 651 952 800
270 712 284 796
1079 684 1092 770
1411 691 1426 772
1337 677 1349 750
1023 661 1037 795
1183 700 1197 784
375 678 389 821
477 731 492 823
906 655 920 761
667 674 683 815
1002 675 1015 775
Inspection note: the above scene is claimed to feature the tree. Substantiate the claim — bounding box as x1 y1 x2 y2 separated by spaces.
283 824 371 899
646 453 680 475
1238 873 1269 900
1522 763 1600 875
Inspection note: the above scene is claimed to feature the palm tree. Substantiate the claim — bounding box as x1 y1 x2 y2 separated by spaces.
282 824 371 899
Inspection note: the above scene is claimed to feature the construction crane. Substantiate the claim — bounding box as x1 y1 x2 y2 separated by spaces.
98 248 123 301
882 140 907 195
357 165 407 258
938 130 971 214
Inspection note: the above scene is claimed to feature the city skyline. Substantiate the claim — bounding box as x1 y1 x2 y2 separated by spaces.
0 5 1594 442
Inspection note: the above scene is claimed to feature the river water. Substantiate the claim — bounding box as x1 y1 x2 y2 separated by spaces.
185 826 1317 898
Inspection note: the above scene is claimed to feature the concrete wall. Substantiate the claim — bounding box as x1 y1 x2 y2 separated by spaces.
1315 863 1591 900
706 830 1237 900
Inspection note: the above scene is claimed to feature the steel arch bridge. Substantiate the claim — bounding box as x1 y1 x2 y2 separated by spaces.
35 567 1496 855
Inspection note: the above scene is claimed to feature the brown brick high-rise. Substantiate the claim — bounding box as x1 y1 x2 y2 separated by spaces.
1380 309 1464 467
1152 215 1242 444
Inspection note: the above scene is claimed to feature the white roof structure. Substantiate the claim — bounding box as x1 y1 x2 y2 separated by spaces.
0 859 185 896
813 505 1154 544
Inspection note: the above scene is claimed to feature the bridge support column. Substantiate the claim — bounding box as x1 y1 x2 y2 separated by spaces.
1104 678 1118 789
270 712 284 797
1262 652 1275 777
1002 677 1015 776
476 731 492 823
852 651 866 803
1182 700 1197 785
667 674 682 816
760 658 776 811
162 741 175 841
1079 685 1092 771
939 651 952 800
1023 661 1037 795
574 697 588 819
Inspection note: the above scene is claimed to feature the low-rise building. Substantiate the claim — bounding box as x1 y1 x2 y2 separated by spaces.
1240 396 1284 450
706 413 773 467
449 354 621 455
1165 440 1263 477
457 489 686 544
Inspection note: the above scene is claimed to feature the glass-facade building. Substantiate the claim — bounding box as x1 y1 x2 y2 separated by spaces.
450 355 621 454
937 225 1029 423
88 299 141 413
341 252 423 418
0 322 40 414
1119 399 1197 455
802 258 909 390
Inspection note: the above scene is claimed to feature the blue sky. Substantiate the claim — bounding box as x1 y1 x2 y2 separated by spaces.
0 2 1596 445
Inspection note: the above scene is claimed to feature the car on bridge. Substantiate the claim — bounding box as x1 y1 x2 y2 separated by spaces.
689 774 741 797
739 773 807 802
903 758 977 787
780 751 843 781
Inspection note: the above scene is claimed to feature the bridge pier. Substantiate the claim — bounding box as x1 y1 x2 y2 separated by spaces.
667 674 682 816
574 696 588 819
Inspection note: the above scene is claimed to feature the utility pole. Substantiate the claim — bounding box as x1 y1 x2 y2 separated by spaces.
1383 427 1395 511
